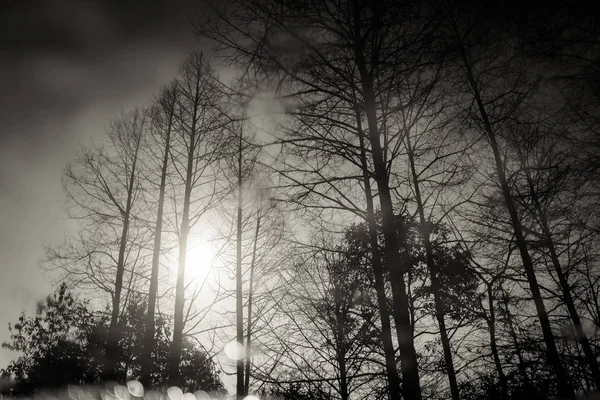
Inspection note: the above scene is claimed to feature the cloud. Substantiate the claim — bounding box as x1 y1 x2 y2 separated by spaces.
0 0 203 370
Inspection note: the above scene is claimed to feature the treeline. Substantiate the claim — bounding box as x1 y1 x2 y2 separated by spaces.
1 284 224 396
3 0 600 399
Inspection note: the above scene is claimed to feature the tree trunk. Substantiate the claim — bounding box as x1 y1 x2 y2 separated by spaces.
486 282 509 400
405 130 460 400
104 121 142 382
244 211 261 394
141 87 176 386
336 316 350 400
353 22 422 400
355 108 402 400
457 38 573 398
236 129 245 399
502 293 532 389
522 161 600 389
105 213 131 382
169 94 199 386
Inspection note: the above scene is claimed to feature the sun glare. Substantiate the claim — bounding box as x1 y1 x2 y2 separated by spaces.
185 240 217 281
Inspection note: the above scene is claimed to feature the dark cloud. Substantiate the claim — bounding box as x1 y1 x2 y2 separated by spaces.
0 0 202 140
2 0 198 56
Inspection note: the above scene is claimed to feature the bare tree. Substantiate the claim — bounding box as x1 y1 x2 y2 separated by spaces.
168 52 226 385
254 234 384 400
45 108 148 381
447 11 575 397
391 60 476 400
140 81 179 386
104 109 146 381
507 122 600 388
196 2 449 398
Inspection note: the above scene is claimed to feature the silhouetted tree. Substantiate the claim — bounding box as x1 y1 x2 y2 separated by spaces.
1 284 102 394
44 109 149 382
167 51 226 386
140 81 179 387
265 235 382 400
1 284 224 395
446 8 575 397
196 2 449 397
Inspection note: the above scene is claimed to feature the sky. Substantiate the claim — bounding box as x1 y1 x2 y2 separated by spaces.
0 0 204 370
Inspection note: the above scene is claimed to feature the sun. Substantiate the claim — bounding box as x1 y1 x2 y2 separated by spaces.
185 240 217 282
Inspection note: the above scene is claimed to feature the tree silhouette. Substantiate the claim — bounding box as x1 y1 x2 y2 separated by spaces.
1 283 102 395
1 284 223 396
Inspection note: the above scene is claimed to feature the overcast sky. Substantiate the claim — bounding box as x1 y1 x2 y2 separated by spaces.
0 0 205 369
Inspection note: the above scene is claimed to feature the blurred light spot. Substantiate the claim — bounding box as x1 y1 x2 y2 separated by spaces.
68 385 83 400
182 393 195 400
102 389 119 400
127 381 144 397
193 391 210 400
143 390 163 400
167 386 183 400
105 381 120 393
101 392 117 400
243 396 260 400
82 390 95 400
223 340 246 361
115 385 131 400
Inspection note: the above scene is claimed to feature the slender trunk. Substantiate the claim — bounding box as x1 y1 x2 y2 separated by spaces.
502 293 532 390
576 343 593 390
522 163 600 389
486 282 509 400
105 123 142 382
236 129 245 399
353 23 422 399
244 212 261 394
405 130 460 400
105 212 131 381
141 90 176 386
355 108 402 400
456 37 573 398
170 80 201 385
169 149 194 385
336 315 349 400
171 239 189 383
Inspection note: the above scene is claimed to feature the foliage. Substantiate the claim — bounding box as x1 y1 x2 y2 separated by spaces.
345 213 478 320
1 283 102 394
1 284 223 396
260 382 331 400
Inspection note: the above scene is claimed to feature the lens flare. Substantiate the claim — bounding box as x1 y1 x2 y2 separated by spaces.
105 382 119 393
101 391 118 400
127 381 144 398
223 340 246 361
115 385 131 400
182 393 196 400
143 390 162 400
167 386 183 400
193 391 210 400
68 385 83 400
